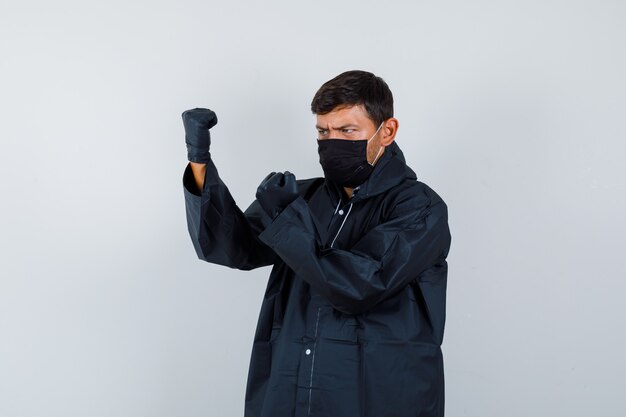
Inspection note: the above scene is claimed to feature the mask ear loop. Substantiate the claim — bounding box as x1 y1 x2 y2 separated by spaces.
368 121 385 166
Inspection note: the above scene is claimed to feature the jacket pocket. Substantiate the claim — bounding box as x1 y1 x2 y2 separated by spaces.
313 338 363 417
362 341 444 417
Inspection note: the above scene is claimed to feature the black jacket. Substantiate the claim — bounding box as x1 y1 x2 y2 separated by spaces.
183 141 452 417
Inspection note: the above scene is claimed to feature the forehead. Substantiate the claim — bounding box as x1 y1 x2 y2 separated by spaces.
315 104 375 128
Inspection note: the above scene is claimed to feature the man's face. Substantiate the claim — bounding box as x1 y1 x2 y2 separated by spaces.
316 104 383 165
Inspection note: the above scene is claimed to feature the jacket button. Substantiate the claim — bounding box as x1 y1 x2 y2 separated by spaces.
305 349 311 355
338 209 344 215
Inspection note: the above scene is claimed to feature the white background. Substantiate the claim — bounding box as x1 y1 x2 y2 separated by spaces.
1 1 625 416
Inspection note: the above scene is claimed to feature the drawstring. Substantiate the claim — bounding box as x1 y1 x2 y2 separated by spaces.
330 202 353 248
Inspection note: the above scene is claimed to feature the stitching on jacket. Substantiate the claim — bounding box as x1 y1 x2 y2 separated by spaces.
307 307 322 417
330 202 354 248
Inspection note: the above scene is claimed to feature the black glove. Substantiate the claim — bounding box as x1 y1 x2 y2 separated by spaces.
256 171 298 219
182 108 218 163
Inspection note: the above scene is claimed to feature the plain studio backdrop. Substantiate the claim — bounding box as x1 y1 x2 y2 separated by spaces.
1 0 625 416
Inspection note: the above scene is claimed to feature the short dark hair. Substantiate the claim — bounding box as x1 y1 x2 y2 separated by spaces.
310 70 394 126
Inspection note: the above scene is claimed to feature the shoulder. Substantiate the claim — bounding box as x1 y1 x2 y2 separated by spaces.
387 178 448 220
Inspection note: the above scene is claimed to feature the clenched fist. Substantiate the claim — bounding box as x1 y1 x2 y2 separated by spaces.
182 108 218 163
256 171 299 219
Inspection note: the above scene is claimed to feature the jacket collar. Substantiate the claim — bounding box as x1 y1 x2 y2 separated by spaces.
324 141 417 203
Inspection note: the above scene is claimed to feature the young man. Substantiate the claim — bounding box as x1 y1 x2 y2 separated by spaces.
182 70 452 417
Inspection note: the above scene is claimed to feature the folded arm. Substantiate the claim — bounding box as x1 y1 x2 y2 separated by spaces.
258 185 451 314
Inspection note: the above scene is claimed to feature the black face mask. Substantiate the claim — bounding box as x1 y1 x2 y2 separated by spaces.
317 122 384 188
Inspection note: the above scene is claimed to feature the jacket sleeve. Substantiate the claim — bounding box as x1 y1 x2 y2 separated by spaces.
257 184 451 314
183 159 277 270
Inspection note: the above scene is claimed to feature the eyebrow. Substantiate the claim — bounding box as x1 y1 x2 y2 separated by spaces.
316 124 359 130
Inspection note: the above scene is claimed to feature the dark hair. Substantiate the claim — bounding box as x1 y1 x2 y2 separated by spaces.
310 70 394 126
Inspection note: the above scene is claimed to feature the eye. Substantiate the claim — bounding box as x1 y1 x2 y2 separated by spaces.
318 129 328 135
342 129 355 134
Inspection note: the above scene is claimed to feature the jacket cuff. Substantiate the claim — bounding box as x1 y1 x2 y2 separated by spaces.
182 156 222 196
183 163 202 197
258 196 312 250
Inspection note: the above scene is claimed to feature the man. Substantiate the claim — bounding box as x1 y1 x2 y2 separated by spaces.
181 70 452 417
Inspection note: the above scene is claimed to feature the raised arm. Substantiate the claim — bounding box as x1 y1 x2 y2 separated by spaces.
182 108 277 270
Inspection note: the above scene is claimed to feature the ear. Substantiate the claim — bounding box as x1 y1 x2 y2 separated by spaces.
380 117 399 146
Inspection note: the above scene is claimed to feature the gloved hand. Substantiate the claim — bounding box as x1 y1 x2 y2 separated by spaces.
256 171 299 219
182 108 218 163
